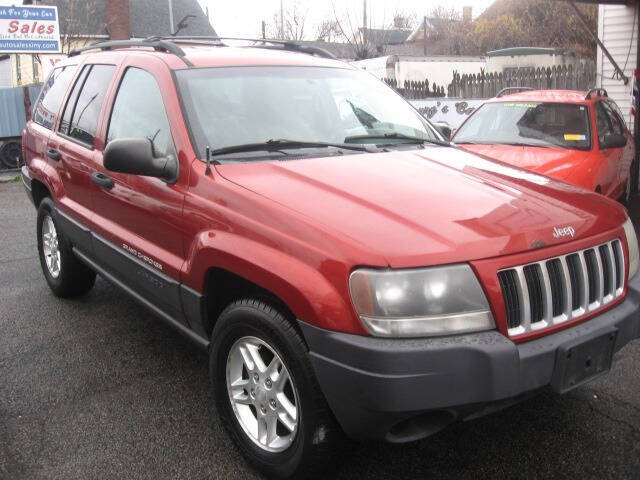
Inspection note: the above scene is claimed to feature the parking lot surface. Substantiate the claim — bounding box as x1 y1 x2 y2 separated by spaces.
1 180 639 480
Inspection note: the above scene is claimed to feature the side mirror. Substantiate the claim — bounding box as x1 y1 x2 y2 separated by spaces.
600 133 627 150
104 138 177 182
432 122 452 140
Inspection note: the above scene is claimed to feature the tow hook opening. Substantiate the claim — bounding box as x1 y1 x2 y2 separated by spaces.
385 410 456 443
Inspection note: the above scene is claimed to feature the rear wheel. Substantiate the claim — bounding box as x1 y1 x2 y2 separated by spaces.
210 299 351 479
37 198 96 297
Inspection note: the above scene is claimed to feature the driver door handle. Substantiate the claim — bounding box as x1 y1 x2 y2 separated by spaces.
91 171 114 190
46 148 60 161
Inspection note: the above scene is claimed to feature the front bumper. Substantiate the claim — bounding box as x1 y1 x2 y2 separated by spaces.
301 273 640 442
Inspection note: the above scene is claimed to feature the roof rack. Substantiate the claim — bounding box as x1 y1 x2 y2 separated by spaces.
495 87 535 98
146 35 337 59
585 88 608 99
69 39 194 67
67 36 337 67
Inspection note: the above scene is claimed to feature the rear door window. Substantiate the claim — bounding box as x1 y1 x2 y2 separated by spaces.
107 67 174 157
61 64 116 146
602 102 624 135
595 102 613 144
58 65 90 135
33 65 77 130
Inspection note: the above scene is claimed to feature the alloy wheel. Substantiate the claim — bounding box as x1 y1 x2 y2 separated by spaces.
42 215 61 278
226 335 299 453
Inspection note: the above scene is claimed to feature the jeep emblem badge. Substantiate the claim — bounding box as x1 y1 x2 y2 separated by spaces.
553 226 576 239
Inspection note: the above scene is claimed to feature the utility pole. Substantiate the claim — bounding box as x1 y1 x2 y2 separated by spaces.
363 0 367 46
262 20 266 39
280 0 284 39
423 16 427 57
168 0 175 35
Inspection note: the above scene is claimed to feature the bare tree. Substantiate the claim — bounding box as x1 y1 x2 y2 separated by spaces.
391 11 417 31
423 6 460 43
330 1 386 60
58 0 106 54
316 19 342 42
268 1 308 41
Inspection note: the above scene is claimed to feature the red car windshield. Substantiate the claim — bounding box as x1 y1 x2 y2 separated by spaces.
454 102 591 150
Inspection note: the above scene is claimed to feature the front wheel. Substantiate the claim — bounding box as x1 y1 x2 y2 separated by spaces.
210 299 351 479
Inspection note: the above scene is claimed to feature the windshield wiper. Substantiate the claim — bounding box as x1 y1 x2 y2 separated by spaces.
344 133 451 147
210 139 373 157
454 141 552 148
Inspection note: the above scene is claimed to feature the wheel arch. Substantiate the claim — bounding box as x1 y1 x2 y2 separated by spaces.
183 231 365 338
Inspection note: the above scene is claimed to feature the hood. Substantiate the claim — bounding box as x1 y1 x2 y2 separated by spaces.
215 147 626 268
457 143 584 181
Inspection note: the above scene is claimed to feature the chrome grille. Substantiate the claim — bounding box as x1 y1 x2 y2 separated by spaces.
498 239 625 336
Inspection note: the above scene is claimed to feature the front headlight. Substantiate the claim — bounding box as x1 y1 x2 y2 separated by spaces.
623 217 639 280
349 264 495 338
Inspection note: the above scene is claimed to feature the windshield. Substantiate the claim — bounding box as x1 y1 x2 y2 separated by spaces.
175 66 440 159
453 102 591 150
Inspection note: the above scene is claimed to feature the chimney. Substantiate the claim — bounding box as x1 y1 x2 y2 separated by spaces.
463 6 472 23
105 0 131 40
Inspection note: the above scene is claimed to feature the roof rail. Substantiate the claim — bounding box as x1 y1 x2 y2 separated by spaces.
495 87 535 98
68 36 337 67
68 39 194 67
147 35 337 59
585 88 608 100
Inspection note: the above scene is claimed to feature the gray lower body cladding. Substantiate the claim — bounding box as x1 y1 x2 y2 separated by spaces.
301 273 640 442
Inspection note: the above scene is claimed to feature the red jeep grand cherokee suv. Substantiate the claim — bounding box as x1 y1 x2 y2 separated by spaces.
20 38 640 479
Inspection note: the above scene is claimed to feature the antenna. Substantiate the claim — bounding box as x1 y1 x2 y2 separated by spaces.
205 145 212 175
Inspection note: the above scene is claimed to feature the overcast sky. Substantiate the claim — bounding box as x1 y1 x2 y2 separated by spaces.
198 1 495 38
0 1 496 39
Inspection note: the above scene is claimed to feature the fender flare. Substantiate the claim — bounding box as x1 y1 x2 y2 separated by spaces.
182 231 365 335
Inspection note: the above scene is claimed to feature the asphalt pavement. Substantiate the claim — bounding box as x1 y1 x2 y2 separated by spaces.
1 180 639 480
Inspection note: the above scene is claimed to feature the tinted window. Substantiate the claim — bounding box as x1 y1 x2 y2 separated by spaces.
602 102 624 135
595 102 614 144
108 68 174 156
59 65 90 135
175 66 439 159
33 65 77 130
67 65 115 146
453 102 591 150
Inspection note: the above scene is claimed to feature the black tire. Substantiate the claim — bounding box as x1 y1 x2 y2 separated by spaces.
210 299 352 479
0 140 22 169
37 198 96 297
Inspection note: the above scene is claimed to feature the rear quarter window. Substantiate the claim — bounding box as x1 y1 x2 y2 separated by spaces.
33 65 77 130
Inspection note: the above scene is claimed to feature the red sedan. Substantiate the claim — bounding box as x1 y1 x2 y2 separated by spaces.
452 88 635 202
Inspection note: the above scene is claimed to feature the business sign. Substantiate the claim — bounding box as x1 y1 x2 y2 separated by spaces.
0 5 61 53
412 98 486 128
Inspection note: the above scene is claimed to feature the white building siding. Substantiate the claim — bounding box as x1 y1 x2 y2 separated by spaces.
0 57 11 88
597 4 638 130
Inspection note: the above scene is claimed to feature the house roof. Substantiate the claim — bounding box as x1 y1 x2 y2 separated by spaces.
298 41 357 60
33 0 216 38
361 28 412 46
486 47 570 57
